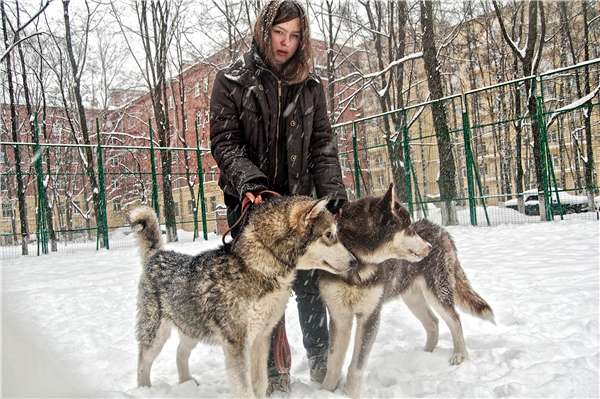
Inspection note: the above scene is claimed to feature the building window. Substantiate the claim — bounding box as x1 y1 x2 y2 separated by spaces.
194 81 201 97
52 122 62 135
112 199 121 212
0 175 8 191
548 129 558 145
377 175 385 188
209 196 216 212
340 157 349 171
203 76 209 93
2 203 12 218
0 148 5 163
110 155 118 167
173 202 180 217
476 141 487 154
112 179 119 190
205 168 217 182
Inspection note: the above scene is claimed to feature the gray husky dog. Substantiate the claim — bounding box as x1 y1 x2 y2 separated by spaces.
319 184 494 398
129 196 355 398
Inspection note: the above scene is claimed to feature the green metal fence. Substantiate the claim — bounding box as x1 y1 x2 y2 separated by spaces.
0 118 219 259
332 57 600 227
1 58 599 259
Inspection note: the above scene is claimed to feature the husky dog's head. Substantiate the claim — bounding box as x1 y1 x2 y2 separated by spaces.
291 198 357 274
243 196 356 275
339 184 431 264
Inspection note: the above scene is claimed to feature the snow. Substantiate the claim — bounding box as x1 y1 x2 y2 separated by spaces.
504 189 590 207
2 220 599 398
546 83 600 128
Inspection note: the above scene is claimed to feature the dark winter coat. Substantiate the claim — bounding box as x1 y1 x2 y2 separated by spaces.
209 47 347 209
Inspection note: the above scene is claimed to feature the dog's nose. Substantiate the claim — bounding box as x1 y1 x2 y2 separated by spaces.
421 242 432 257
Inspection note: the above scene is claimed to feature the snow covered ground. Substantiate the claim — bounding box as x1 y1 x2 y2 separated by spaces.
2 219 598 398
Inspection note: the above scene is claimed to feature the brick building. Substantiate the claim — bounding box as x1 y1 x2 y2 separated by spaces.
0 39 363 239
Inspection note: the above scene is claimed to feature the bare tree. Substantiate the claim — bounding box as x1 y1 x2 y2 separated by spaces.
13 0 57 251
493 0 547 219
420 0 458 225
360 0 412 202
2 0 30 254
112 0 183 242
577 1 596 210
168 8 199 237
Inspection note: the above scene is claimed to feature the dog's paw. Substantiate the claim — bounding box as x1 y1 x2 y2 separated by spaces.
179 376 199 386
424 341 437 352
342 381 361 399
320 376 339 392
449 352 467 365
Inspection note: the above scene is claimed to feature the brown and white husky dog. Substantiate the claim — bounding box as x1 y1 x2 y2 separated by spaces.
319 184 494 398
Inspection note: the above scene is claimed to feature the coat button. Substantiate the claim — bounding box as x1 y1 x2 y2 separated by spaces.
290 120 297 127
258 84 264 91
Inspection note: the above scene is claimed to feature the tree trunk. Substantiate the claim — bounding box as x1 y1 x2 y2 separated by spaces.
2 0 29 254
15 1 57 251
62 0 102 244
38 59 58 251
581 0 596 210
363 1 408 201
420 0 457 225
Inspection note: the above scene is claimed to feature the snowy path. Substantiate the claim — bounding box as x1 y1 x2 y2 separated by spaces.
2 220 598 398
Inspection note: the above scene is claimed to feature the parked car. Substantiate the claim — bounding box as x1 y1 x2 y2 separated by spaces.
503 189 590 216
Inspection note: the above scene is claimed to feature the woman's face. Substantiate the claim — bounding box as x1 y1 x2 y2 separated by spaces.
270 17 301 66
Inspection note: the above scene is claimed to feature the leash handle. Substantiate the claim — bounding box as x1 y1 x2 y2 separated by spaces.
222 190 282 245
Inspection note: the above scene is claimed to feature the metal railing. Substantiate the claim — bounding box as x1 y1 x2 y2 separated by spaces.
1 58 599 258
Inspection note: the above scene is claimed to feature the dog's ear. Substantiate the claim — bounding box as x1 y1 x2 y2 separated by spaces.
305 199 328 226
378 183 396 214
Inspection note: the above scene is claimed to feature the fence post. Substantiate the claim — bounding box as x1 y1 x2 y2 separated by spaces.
401 111 414 215
535 76 553 222
148 120 160 219
195 119 208 241
536 75 565 220
351 122 362 198
95 119 109 250
461 94 478 226
33 113 48 255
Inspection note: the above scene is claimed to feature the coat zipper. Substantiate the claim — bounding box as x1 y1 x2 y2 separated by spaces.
274 79 282 184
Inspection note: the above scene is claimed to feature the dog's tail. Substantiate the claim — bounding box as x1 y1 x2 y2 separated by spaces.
454 262 495 324
129 206 163 262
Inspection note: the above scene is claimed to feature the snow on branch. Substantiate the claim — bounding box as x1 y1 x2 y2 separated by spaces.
333 52 423 85
389 97 429 143
546 83 600 128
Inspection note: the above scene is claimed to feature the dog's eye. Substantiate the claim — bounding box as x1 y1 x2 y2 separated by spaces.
324 231 334 241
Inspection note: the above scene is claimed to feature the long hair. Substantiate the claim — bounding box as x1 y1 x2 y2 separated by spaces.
253 0 313 83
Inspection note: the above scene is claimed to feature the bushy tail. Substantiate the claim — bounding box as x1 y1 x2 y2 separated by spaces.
129 206 163 262
454 262 495 324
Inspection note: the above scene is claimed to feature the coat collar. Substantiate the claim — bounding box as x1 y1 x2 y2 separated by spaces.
223 47 320 87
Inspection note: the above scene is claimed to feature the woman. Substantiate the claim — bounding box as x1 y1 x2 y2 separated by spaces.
210 0 346 393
